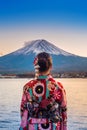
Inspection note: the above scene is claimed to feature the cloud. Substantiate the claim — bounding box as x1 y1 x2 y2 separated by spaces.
0 52 3 56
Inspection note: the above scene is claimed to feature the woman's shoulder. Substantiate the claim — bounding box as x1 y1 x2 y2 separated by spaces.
23 79 38 90
57 81 66 95
57 81 64 89
48 76 64 88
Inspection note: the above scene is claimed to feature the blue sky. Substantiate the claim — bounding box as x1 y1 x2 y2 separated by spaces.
0 0 87 57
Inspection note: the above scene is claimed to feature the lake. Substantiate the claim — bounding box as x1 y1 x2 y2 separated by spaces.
0 78 87 130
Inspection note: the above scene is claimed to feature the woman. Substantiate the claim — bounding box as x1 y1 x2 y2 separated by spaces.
19 52 67 130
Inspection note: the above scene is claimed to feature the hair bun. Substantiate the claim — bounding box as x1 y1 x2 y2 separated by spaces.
36 52 52 73
38 58 49 72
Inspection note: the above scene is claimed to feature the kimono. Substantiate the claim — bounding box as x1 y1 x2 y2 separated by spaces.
19 75 67 130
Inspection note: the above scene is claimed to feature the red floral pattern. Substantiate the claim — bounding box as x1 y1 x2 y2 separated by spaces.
19 75 67 130
53 89 62 101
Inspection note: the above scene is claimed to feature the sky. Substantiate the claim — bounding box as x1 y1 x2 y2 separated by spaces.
0 0 87 57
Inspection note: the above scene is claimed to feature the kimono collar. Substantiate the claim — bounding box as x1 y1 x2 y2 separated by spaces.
37 74 52 80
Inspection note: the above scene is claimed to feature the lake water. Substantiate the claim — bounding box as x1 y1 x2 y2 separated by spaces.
0 78 87 130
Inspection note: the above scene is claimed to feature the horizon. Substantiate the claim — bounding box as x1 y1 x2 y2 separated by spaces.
0 0 87 57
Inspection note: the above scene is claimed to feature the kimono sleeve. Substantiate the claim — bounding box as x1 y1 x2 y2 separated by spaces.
19 85 31 130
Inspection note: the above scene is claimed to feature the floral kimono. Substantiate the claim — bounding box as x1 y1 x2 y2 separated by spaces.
19 75 67 130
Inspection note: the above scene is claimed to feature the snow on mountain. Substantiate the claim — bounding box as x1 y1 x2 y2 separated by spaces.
0 39 87 74
13 39 74 56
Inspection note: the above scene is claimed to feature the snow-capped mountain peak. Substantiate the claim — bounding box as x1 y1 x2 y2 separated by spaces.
0 39 87 74
13 39 74 56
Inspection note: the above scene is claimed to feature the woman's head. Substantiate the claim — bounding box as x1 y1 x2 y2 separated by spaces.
34 52 52 76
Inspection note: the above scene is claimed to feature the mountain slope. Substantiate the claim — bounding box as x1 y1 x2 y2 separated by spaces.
12 39 75 56
0 39 87 74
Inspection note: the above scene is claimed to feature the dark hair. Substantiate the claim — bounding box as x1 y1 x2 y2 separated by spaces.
37 52 52 72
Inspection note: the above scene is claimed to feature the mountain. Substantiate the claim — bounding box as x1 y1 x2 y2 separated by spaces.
0 39 87 74
13 39 74 56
